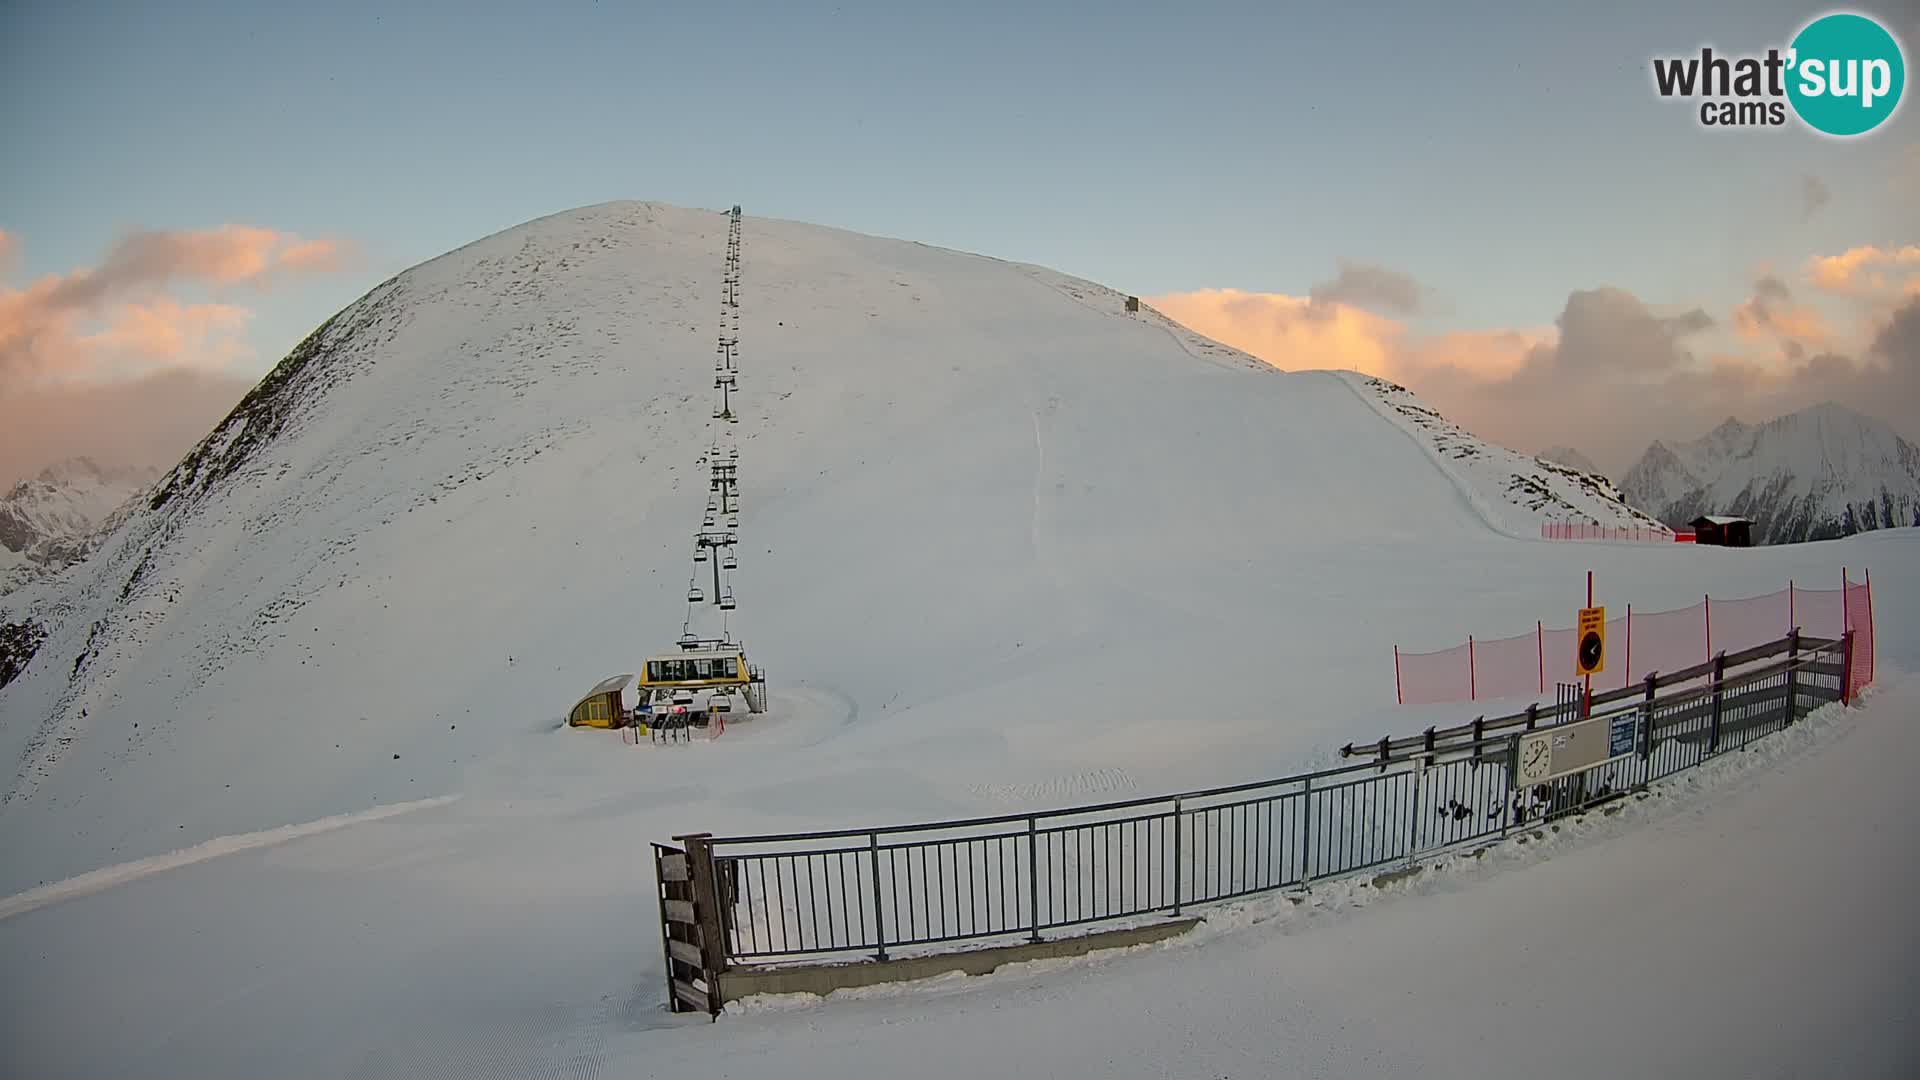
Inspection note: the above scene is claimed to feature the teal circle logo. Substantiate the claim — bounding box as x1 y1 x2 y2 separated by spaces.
1786 12 1906 136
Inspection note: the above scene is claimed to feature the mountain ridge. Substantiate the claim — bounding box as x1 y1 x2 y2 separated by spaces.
1619 401 1920 543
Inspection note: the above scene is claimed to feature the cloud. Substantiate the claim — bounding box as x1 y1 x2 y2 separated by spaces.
0 229 15 276
1800 174 1830 222
0 225 351 382
1152 277 1920 476
1731 274 1831 360
1150 288 1400 375
1805 245 1920 295
79 299 255 373
0 367 255 489
1307 260 1426 316
0 224 351 482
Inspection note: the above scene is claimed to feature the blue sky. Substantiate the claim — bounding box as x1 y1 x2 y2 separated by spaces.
1 0 1915 478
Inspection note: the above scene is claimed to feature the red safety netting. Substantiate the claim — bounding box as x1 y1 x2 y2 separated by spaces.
1845 575 1875 700
1795 585 1846 640
1472 629 1545 701
1394 573 1875 706
1707 590 1792 657
1540 522 1676 542
1395 641 1472 706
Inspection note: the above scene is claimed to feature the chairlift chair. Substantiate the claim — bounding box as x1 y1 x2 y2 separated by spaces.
694 546 708 563
707 693 733 714
721 552 738 571
687 585 705 603
718 590 737 611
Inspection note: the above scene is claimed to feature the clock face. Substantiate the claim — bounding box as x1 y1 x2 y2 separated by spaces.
1520 738 1551 781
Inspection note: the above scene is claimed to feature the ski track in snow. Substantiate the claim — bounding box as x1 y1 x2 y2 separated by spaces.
0 795 457 921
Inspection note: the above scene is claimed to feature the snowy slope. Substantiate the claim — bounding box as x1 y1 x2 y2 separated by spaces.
1621 403 1920 543
1340 374 1666 538
0 459 159 596
0 198 1909 1078
0 200 1680 894
1 545 1908 1079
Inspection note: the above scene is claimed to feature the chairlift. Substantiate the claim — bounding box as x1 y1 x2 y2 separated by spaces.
718 590 737 611
703 515 717 528
694 546 708 563
721 552 738 571
725 515 739 531
678 631 700 649
707 693 733 714
687 585 705 603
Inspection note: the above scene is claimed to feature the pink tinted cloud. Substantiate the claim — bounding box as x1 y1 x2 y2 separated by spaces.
0 224 351 382
78 299 255 372
1152 270 1919 474
1147 288 1545 385
0 224 352 480
1805 245 1920 294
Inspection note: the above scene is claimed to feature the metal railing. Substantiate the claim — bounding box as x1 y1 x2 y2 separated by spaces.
665 632 1849 977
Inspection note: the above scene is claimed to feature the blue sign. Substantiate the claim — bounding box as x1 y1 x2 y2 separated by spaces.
1609 714 1637 757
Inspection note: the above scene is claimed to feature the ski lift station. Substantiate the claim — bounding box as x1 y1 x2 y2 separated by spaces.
639 645 767 716
563 648 767 732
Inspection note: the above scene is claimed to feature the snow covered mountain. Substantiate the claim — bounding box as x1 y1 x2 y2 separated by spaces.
0 202 1748 894
1538 445 1602 476
0 459 160 596
1619 403 1920 544
1344 376 1664 537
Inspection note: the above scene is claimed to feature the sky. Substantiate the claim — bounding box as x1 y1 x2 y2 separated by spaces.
2 0 1916 485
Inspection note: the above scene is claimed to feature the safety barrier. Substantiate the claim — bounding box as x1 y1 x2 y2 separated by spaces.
652 631 1852 1014
1393 570 1873 706
1539 522 1678 542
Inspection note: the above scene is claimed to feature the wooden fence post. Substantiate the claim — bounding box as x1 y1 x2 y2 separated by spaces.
675 832 728 1017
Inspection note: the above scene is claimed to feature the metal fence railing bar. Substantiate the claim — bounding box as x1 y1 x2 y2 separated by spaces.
661 631 1851 973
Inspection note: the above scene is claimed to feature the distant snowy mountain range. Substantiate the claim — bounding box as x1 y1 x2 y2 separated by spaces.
1618 403 1920 544
0 459 160 596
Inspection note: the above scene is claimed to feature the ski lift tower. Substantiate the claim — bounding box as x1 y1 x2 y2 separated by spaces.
709 460 739 515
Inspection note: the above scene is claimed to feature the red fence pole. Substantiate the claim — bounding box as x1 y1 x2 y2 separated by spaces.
1394 645 1402 705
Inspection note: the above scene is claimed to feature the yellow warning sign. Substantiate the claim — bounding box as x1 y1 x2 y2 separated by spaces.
1576 606 1606 676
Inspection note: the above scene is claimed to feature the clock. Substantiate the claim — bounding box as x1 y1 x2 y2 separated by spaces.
1518 736 1552 783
